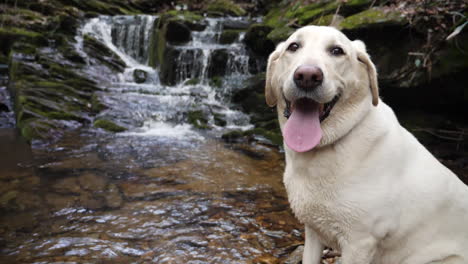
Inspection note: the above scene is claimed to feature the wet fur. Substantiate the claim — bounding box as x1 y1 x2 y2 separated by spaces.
266 26 468 264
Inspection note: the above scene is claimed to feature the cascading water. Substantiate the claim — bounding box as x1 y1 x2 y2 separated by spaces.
79 15 255 141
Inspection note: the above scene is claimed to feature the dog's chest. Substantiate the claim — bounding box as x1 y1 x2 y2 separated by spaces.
284 173 355 249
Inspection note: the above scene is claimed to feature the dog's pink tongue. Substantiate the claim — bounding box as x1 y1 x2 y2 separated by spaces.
283 99 322 152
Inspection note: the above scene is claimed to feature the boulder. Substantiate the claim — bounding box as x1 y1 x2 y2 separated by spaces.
208 49 229 78
159 47 181 86
231 73 282 146
219 29 241 44
244 24 275 56
166 20 192 44
149 11 205 68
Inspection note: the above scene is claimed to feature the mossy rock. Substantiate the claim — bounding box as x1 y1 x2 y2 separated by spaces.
206 0 246 17
292 2 334 25
267 26 295 44
165 10 206 31
265 0 373 28
159 46 180 86
244 24 275 56
311 14 344 26
16 118 64 142
221 130 246 143
219 29 241 44
213 113 227 127
0 27 46 56
94 119 127 132
264 5 291 28
83 34 126 72
166 20 191 44
187 110 209 129
65 0 136 16
339 8 407 31
243 127 282 146
149 11 204 68
91 93 107 113
209 76 223 88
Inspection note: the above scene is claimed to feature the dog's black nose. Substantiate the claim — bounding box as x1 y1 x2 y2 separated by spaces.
293 65 323 91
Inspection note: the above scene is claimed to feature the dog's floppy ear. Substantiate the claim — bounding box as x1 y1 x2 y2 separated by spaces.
352 40 379 106
265 42 284 107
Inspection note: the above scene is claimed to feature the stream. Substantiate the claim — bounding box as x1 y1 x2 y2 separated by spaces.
0 15 304 263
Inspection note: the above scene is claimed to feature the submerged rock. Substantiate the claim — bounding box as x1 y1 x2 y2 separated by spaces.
93 119 127 132
133 69 148 83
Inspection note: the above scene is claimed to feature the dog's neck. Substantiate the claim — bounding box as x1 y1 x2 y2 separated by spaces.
282 101 388 180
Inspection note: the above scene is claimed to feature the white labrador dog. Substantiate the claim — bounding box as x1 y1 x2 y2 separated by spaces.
265 25 468 264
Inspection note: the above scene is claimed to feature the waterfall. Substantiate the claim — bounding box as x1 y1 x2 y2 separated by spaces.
79 15 255 139
110 15 156 65
171 17 251 87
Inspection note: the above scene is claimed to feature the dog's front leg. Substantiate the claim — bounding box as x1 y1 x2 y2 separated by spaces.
303 225 324 264
341 236 377 264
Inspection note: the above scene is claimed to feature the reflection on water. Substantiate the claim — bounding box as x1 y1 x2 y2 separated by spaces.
0 129 303 263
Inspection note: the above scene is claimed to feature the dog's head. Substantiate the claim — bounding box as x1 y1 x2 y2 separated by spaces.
265 26 379 152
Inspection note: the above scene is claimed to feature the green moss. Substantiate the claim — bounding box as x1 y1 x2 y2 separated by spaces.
0 27 41 39
0 27 46 56
219 29 241 44
206 0 246 16
94 119 127 132
339 8 407 30
17 118 57 141
311 14 341 26
187 110 209 129
46 111 82 121
264 7 287 28
267 26 295 44
209 76 223 88
166 10 204 23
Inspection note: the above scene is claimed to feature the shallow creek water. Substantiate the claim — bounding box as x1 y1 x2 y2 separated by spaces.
0 128 304 263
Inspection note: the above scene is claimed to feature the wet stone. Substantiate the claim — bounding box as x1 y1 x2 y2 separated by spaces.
284 245 303 264
79 192 105 210
77 172 107 192
52 177 82 194
45 193 77 210
104 184 123 209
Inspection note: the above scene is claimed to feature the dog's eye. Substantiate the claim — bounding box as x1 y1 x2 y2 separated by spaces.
330 46 345 56
287 42 300 52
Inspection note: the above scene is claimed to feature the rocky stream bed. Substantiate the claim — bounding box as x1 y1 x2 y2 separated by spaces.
0 0 467 263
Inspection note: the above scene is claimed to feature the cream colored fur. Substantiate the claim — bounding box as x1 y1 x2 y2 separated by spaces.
266 26 468 264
